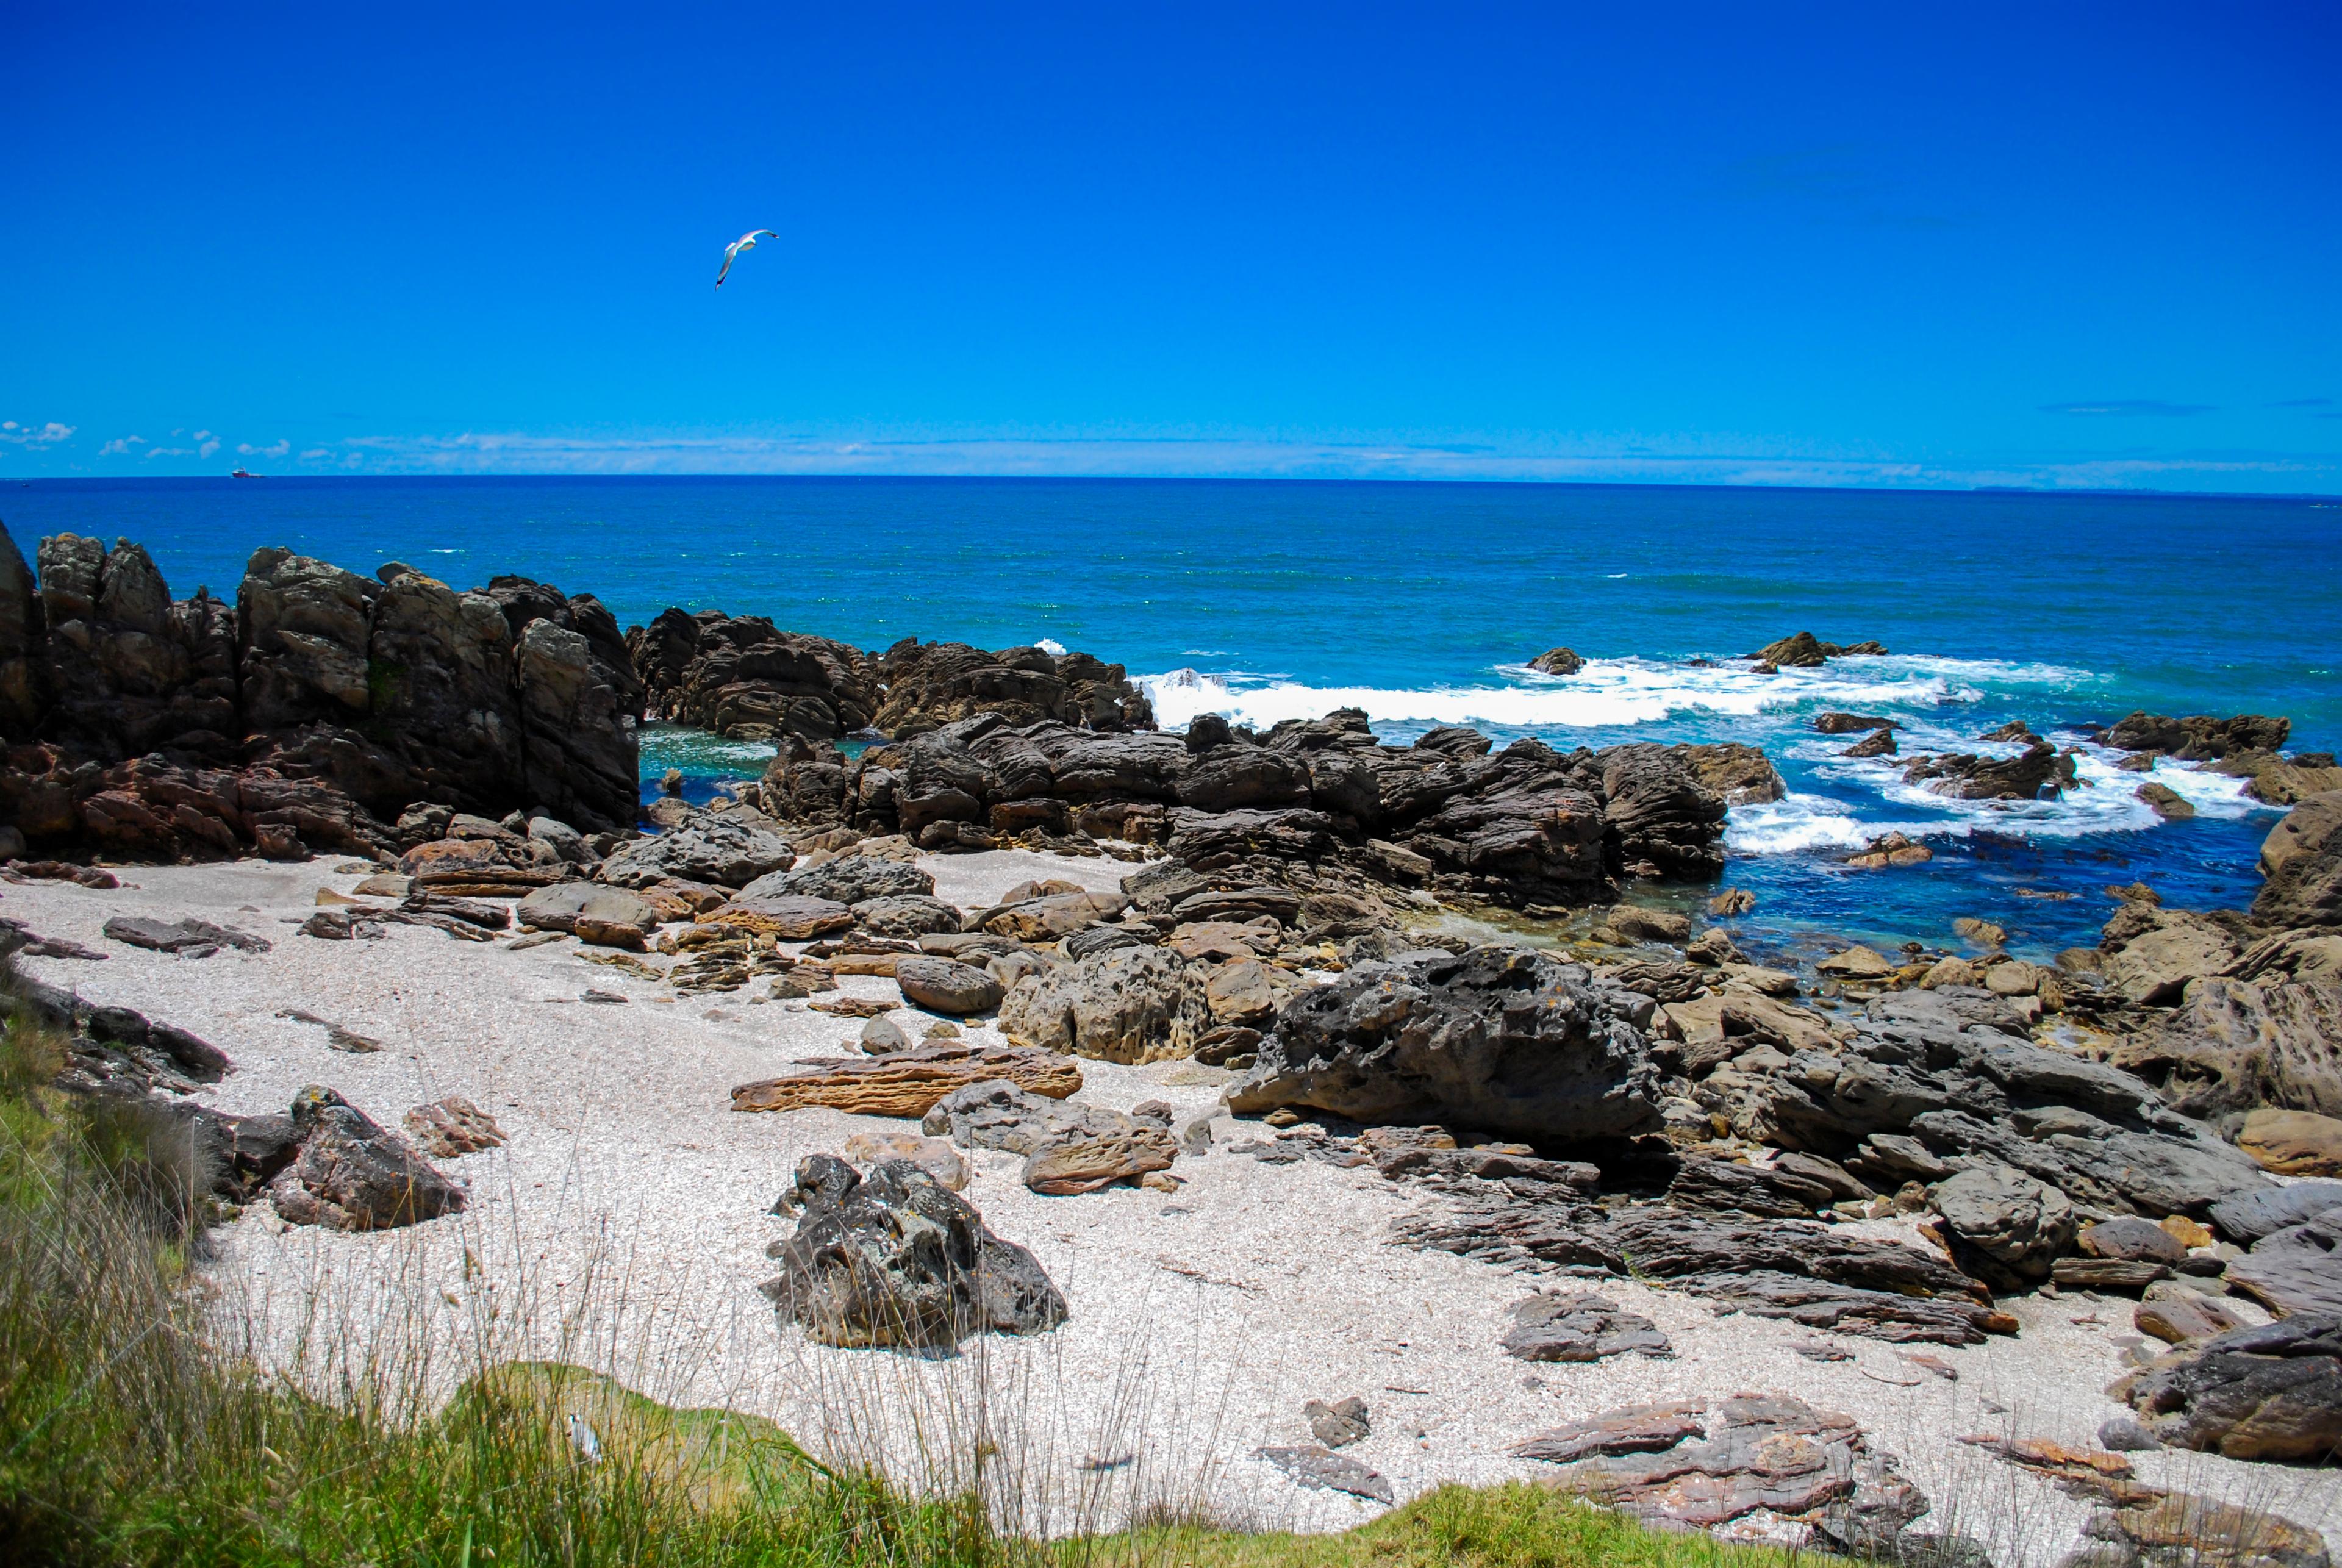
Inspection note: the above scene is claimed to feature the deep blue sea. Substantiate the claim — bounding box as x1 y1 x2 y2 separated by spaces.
10 476 2341 963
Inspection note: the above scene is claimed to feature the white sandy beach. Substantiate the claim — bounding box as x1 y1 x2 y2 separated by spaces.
4 854 2334 1563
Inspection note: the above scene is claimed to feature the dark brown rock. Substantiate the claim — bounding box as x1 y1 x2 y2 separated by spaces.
1501 1292 1673 1362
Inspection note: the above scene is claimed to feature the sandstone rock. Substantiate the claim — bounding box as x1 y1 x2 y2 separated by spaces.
269 1086 465 1231
517 882 660 940
401 1097 506 1158
2080 1217 2191 1265
697 895 854 940
2135 1292 2249 1346
2053 1258 2171 1291
1710 887 1756 917
893 956 1004 1015
732 1045 1080 1117
1022 1124 1178 1195
2238 1108 2342 1176
2077 1490 2330 1568
1228 946 1660 1142
1933 1164 2076 1288
1509 1400 1708 1463
999 946 1213 1064
846 893 964 939
759 1155 1065 1348
2103 914 2238 1006
1203 958 1294 1025
2112 977 2342 1123
1501 1292 1673 1362
1816 945 1894 979
1605 906 1692 945
2116 1315 2342 1461
1302 1395 1371 1448
976 890 1127 940
2255 792 2342 930
840 1130 968 1190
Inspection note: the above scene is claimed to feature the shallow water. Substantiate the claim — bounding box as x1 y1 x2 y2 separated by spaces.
14 475 2340 958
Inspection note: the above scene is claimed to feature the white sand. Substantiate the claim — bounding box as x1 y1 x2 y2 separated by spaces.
4 857 2334 1561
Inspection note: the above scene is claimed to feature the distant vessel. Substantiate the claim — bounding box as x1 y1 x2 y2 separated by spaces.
230 468 259 479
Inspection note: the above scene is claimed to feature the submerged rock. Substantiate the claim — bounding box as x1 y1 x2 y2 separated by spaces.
759 1154 1066 1349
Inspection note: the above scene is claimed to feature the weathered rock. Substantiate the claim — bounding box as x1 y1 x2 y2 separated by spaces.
1254 1445 1393 1505
2112 976 2342 1123
2053 1258 2171 1291
999 946 1214 1064
2104 711 2291 762
973 890 1126 941
758 1155 1065 1348
1228 947 1660 1141
268 1086 465 1231
697 894 855 940
1816 945 1895 979
517 882 660 940
1022 1123 1178 1195
101 915 271 956
1666 1156 1835 1218
922 1078 1117 1153
2135 1292 2249 1345
1600 744 1728 878
1844 728 1897 758
598 810 793 889
1514 1392 1928 1544
732 1045 1081 1117
2077 1489 2331 1568
2080 1217 2191 1266
1933 1164 2077 1289
753 854 934 906
839 1130 968 1190
1501 1292 1673 1362
1816 713 1897 735
893 956 1004 1015
629 611 881 742
1302 1395 1371 1448
2239 1108 2342 1176
2209 1181 2342 1245
2255 792 2342 930
2116 1315 2342 1461
1528 647 1583 676
2103 912 2240 1007
401 1097 506 1158
1903 741 2077 801
2227 1217 2342 1317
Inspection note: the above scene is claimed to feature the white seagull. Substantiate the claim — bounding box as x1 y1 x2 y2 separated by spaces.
715 229 778 289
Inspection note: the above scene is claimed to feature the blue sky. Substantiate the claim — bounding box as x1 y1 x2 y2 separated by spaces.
4 3 2338 492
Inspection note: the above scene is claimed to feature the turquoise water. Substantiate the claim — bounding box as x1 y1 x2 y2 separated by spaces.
12 476 2341 959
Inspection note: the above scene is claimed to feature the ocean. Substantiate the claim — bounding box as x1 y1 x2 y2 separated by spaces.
11 475 2341 964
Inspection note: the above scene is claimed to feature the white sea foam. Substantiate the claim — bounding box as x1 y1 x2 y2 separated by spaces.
1036 637 1068 656
1137 654 2083 735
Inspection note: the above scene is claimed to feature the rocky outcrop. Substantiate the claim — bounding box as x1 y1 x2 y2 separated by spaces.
1746 632 1889 667
1501 1292 1672 1362
731 1043 1082 1117
2104 711 2291 761
758 1154 1065 1348
628 609 879 742
872 639 1153 737
268 1085 466 1231
1528 647 1583 676
597 806 793 889
2110 976 2342 1123
2254 792 2342 929
998 947 1214 1064
2115 1315 2342 1462
1228 947 1661 1141
2227 1216 2342 1317
0 531 643 861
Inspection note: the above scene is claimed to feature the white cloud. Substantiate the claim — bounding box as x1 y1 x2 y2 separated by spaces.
235 439 291 459
298 448 330 460
0 420 75 447
198 438 220 457
99 435 148 456
144 446 192 459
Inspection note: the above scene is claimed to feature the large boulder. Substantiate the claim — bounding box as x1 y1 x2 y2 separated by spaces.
598 809 793 889
1227 947 1661 1141
2240 1108 2342 1176
998 947 1214 1064
2115 1316 2342 1461
2254 792 2342 929
267 1086 465 1231
1932 1164 2076 1289
893 956 1004 1016
515 882 660 947
2104 711 2291 761
2227 1216 2342 1317
751 854 934 905
1599 745 1728 877
2111 976 2342 1123
758 1155 1066 1348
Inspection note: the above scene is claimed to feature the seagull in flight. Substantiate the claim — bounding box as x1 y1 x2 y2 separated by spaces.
715 229 778 288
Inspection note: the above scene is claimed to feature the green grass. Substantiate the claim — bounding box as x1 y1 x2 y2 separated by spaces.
0 993 1794 1568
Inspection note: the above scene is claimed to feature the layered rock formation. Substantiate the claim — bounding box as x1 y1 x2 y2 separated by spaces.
0 523 641 859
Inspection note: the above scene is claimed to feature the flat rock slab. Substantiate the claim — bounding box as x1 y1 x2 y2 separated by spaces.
1511 1400 1708 1464
699 895 855 940
732 1045 1082 1117
103 915 271 955
1502 1291 1674 1362
2227 1217 2342 1317
1022 1125 1178 1195
2208 1181 2342 1244
1255 1445 1394 1505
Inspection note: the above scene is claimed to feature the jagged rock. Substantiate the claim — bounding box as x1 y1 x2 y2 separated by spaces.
268 1086 465 1231
1514 1392 1928 1545
1302 1395 1371 1448
851 894 964 939
1228 947 1660 1141
2077 1489 2330 1568
598 809 793 889
2227 1217 2342 1317
2111 977 2342 1122
698 894 855 940
752 854 933 905
101 915 271 956
1903 742 2077 801
873 639 1153 736
1502 1292 1673 1362
1845 728 1897 758
1666 1156 1834 1217
1932 1164 2077 1289
1605 905 1691 944
2208 1182 2342 1244
2115 1315 2342 1461
759 1155 1065 1348
1816 713 1898 734
402 1097 506 1157
893 956 1004 1015
1600 744 1728 877
998 946 1213 1064
732 1044 1081 1116
1255 1445 1393 1505
629 610 881 741
922 1078 1117 1152
2254 792 2342 931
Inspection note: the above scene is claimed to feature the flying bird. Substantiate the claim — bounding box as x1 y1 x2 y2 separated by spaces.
715 229 778 288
